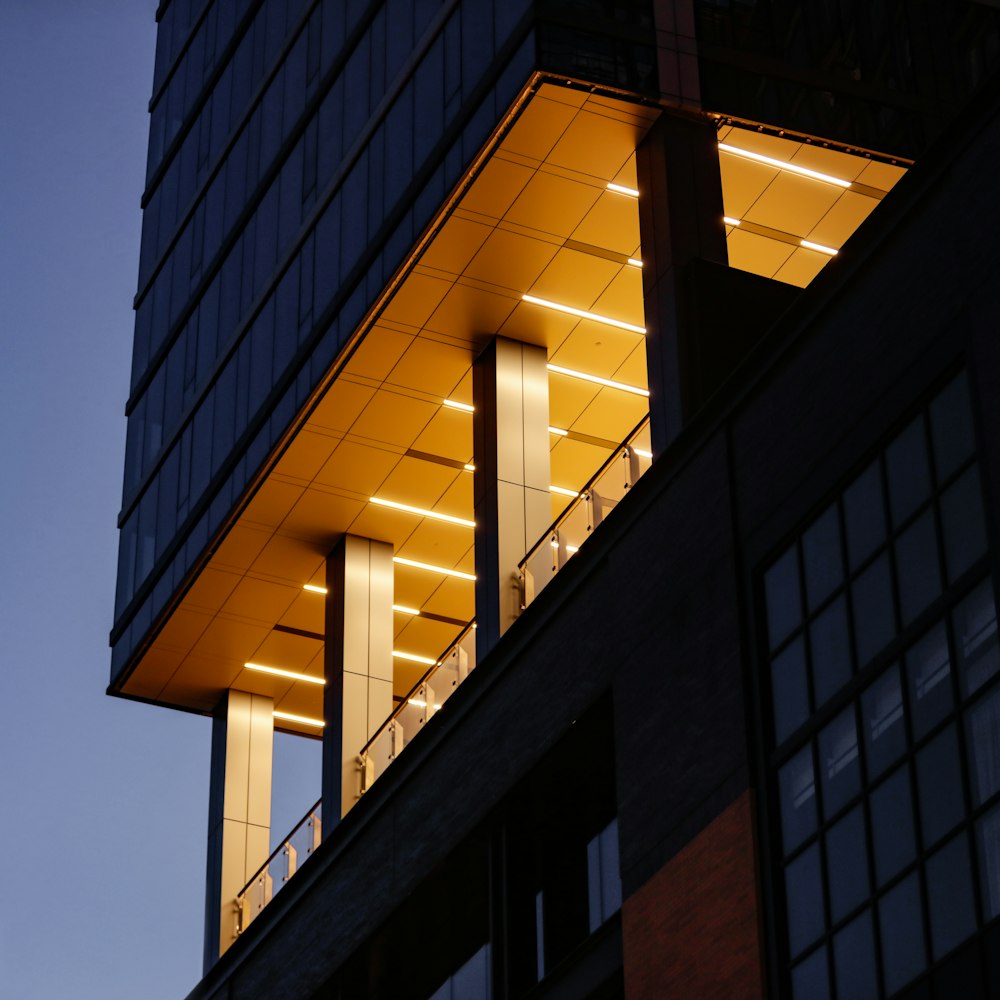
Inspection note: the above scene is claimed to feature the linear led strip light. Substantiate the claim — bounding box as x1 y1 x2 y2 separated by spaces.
522 295 645 335
718 143 852 188
302 584 422 616
607 182 639 197
245 662 325 685
273 710 325 728
723 217 839 255
369 496 475 528
546 363 649 397
392 556 476 581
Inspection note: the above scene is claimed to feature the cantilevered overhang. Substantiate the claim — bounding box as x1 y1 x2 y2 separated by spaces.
111 78 907 736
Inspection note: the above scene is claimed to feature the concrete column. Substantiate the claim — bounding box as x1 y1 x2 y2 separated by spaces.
204 689 273 970
322 535 394 822
472 337 552 660
636 110 728 453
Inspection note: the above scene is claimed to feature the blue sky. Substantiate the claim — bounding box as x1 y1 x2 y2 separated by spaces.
0 4 318 996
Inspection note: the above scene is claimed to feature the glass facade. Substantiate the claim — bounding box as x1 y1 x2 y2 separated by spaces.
695 0 1000 159
763 372 1000 998
113 0 657 682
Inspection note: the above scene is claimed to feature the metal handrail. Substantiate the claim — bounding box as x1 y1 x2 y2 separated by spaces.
518 414 651 578
359 619 476 759
236 797 322 903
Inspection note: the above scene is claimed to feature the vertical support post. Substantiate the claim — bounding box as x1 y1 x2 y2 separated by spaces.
322 535 394 824
636 111 727 454
473 337 551 661
204 690 273 971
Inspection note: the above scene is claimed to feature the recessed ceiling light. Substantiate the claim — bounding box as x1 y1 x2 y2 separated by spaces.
463 463 475 472
392 604 420 615
607 182 639 197
633 447 653 459
522 294 645 334
550 485 580 497
549 426 569 436
370 496 475 528
303 584 327 594
718 143 851 188
800 239 839 256
245 662 326 685
627 258 643 267
273 710 325 727
443 399 474 412
392 650 437 665
546 363 650 397
392 556 476 580
723 216 741 226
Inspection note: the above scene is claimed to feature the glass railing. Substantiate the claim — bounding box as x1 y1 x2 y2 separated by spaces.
519 417 652 610
235 801 322 936
359 620 478 794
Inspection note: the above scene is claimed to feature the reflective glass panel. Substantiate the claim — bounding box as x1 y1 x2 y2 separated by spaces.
833 909 877 1000
766 545 802 650
810 597 852 708
976 802 1000 920
885 417 931 527
941 467 987 583
802 504 843 611
843 461 885 571
786 844 825 958
954 578 999 695
871 765 916 885
819 708 860 818
916 725 964 847
929 373 975 482
826 805 869 922
852 555 895 668
772 637 809 744
966 686 1000 806
926 834 976 960
879 873 926 996
905 623 952 738
862 665 905 779
792 946 830 1000
895 510 942 625
780 745 817 852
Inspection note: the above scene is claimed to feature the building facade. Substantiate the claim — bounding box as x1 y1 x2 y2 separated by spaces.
112 1 1000 997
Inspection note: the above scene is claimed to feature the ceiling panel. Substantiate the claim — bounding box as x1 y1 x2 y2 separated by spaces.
527 246 620 308
410 409 473 462
423 280 518 342
384 337 473 397
463 227 560 291
313 440 400 495
726 228 796 279
571 191 641 255
743 172 842 238
419 215 494 275
504 172 603 240
501 95 579 162
278 490 366 544
309 379 375 434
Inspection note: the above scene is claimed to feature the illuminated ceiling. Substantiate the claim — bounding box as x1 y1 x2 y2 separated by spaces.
117 81 907 738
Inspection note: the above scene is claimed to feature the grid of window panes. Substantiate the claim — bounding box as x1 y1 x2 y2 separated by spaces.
762 372 1000 998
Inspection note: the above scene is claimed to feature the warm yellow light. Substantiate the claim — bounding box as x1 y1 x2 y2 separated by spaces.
393 556 476 580
800 239 839 256
463 463 475 472
633 447 653 459
718 143 851 188
393 650 437 665
550 539 579 553
627 258 643 268
392 604 420 615
407 698 442 710
607 182 639 197
273 711 325 727
303 584 327 594
546 363 650 397
522 294 645 334
549 426 568 436
245 663 326 685
443 399 474 412
550 485 580 497
370 496 475 528
723 216 741 227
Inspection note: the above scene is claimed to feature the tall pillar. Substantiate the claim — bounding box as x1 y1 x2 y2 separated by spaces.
473 337 552 660
204 690 273 970
322 534 394 822
636 111 728 454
